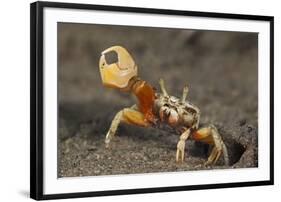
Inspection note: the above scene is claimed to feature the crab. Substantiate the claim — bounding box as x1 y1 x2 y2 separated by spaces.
98 46 229 165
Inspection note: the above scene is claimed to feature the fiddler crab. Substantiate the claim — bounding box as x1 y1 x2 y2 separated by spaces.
99 46 229 166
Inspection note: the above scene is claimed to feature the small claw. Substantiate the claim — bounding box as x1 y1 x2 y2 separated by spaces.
176 129 190 163
176 141 185 163
176 149 184 163
176 151 184 163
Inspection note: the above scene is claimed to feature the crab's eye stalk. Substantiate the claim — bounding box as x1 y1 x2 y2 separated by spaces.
99 46 138 89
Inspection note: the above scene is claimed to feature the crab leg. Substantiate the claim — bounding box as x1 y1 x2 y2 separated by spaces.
176 128 191 162
105 110 122 147
192 125 229 166
105 106 150 148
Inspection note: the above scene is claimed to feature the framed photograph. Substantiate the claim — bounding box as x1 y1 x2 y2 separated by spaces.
30 1 274 200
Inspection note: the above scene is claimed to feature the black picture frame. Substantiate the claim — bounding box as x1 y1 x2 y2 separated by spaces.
30 1 274 200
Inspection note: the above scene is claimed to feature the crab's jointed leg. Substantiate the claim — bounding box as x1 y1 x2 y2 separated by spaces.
192 125 229 166
105 106 150 147
176 128 191 162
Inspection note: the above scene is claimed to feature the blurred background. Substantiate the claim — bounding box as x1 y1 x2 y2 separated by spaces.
58 23 258 177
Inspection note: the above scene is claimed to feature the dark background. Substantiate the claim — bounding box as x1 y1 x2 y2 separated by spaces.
58 23 258 177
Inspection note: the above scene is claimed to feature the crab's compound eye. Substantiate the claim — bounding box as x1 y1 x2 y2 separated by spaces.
104 51 118 65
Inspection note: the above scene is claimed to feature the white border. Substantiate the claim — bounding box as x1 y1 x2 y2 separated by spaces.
43 7 270 195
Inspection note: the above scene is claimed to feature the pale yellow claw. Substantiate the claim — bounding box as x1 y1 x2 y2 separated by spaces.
99 46 138 89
